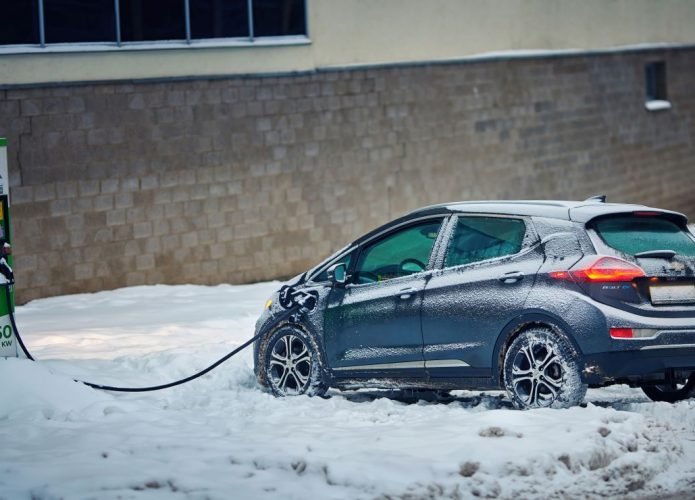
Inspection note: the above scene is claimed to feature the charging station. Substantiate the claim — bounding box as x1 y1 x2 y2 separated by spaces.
0 138 16 358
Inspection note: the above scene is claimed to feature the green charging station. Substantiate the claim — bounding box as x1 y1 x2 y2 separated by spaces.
0 137 16 358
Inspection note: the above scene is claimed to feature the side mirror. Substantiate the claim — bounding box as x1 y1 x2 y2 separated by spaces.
327 263 347 285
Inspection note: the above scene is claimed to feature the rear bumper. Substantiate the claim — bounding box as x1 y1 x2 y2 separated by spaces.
582 345 695 385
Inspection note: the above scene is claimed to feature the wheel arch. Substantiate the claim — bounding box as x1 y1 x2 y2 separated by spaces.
492 311 584 386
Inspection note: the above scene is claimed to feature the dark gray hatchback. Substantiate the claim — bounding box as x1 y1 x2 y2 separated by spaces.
253 198 695 408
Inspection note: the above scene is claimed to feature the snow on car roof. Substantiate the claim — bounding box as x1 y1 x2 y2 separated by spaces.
409 200 686 223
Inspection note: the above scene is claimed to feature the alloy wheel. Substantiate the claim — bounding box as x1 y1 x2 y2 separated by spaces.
267 334 312 395
511 342 564 407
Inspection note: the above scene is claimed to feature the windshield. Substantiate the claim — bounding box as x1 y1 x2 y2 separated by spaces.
593 216 695 257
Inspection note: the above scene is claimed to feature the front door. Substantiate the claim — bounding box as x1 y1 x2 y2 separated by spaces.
324 218 444 379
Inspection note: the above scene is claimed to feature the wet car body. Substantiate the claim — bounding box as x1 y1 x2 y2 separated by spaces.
254 199 695 407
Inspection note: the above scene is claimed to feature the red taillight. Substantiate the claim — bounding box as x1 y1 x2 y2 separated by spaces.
551 256 645 283
610 328 633 339
632 211 662 217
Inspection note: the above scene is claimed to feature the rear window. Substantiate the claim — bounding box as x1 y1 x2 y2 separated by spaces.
446 216 526 267
593 216 695 256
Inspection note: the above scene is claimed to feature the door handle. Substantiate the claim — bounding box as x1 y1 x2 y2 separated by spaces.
498 271 524 284
398 287 417 300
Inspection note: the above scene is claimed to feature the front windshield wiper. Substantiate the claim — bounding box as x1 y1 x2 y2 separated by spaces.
634 249 677 259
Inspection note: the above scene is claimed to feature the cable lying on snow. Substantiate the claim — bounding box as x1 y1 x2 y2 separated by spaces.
3 282 266 392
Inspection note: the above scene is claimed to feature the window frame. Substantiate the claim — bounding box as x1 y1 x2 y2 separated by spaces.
438 214 536 271
0 0 310 54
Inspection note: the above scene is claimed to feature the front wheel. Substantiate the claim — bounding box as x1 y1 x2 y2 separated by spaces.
258 326 328 397
503 328 587 409
641 376 695 403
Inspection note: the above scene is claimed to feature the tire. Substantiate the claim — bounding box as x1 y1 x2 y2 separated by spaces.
641 376 695 403
503 328 587 409
257 325 328 397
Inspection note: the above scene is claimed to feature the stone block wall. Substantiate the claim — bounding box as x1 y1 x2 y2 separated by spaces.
1 48 694 303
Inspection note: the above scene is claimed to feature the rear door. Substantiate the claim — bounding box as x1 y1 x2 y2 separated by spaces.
587 214 695 315
420 215 543 378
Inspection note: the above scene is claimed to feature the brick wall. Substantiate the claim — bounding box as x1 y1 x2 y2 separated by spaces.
1 48 694 303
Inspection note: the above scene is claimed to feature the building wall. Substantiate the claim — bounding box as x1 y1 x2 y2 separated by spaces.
2 0 695 85
1 47 695 303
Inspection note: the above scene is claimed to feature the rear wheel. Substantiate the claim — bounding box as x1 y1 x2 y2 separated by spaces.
503 328 587 409
641 376 695 403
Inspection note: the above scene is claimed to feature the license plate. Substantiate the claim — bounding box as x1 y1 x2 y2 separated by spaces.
650 284 695 305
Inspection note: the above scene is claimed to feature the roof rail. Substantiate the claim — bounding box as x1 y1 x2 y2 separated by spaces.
584 194 606 203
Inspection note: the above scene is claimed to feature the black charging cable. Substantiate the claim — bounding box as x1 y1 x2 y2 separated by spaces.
2 283 264 392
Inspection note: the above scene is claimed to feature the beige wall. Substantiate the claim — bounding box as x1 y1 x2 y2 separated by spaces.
2 0 695 85
312 0 695 67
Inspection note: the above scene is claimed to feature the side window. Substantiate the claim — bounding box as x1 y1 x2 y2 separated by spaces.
354 220 442 284
446 217 526 268
312 251 353 282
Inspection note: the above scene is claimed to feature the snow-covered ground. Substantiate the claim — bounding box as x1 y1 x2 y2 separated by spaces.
1 282 694 499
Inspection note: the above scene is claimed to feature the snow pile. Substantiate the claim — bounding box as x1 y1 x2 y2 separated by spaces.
1 283 694 499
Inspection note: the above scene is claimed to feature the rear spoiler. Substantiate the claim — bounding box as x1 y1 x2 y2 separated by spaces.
570 205 688 225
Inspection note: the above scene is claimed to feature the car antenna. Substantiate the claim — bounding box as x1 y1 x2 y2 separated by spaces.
584 194 606 203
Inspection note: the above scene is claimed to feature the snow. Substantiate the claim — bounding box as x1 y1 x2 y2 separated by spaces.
1 282 695 499
645 100 672 111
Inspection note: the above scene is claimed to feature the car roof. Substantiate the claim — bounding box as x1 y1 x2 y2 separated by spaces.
348 198 688 249
308 198 688 280
407 199 687 224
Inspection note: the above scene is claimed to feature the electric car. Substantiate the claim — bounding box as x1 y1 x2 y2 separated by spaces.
253 198 695 409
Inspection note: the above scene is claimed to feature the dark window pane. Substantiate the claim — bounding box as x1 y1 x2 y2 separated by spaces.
190 0 248 39
645 61 667 101
354 221 441 284
594 216 695 257
446 217 525 267
253 0 306 37
44 0 116 43
0 0 40 45
120 0 186 42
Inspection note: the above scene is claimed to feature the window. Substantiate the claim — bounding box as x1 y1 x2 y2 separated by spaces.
190 0 249 39
354 221 442 284
445 217 526 268
120 0 186 42
0 0 307 48
593 216 695 257
645 61 670 111
45 0 116 43
253 0 306 37
0 1 40 45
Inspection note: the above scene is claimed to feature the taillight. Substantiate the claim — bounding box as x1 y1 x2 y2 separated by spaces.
609 328 633 339
609 328 657 339
550 256 645 283
632 211 663 217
